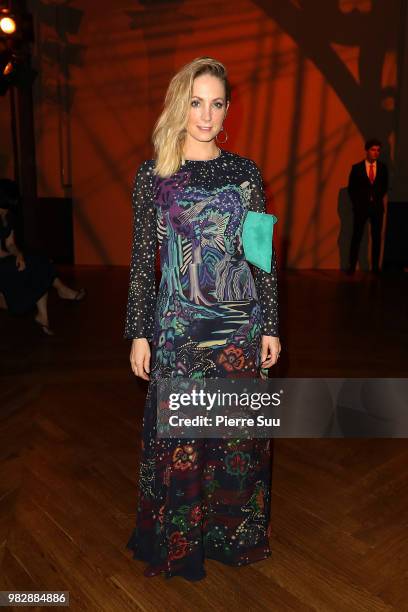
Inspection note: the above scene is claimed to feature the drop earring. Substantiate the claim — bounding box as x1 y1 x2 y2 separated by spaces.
216 126 228 144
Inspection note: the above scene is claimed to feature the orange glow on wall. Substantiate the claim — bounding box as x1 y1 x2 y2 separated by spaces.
0 0 398 269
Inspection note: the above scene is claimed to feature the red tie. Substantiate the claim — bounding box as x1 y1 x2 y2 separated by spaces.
369 163 375 184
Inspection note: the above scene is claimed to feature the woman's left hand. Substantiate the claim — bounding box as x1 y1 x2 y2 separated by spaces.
16 253 26 272
260 335 281 368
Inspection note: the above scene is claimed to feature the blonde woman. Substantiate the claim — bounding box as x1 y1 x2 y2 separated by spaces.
124 57 281 581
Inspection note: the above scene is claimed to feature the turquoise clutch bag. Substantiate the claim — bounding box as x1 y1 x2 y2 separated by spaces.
242 210 278 273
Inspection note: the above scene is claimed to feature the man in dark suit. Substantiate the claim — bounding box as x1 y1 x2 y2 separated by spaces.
347 138 388 274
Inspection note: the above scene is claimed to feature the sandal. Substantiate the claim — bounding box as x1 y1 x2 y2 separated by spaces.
72 287 86 301
35 319 55 336
60 287 86 302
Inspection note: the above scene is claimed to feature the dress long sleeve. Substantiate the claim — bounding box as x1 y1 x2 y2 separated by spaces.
247 161 279 337
124 161 158 340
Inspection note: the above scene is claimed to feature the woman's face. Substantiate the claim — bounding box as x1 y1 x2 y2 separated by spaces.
185 74 229 144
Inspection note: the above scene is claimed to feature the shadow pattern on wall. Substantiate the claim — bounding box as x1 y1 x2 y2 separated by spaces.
253 0 398 267
26 0 399 267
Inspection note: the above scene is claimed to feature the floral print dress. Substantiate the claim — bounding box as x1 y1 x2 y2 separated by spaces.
124 148 279 580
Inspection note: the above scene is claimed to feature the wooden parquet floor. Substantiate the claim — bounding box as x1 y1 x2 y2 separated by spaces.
1 267 407 612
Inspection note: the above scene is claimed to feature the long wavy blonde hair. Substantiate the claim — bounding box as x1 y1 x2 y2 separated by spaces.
152 57 231 178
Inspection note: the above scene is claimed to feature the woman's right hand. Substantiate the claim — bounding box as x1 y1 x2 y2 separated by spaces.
130 338 151 380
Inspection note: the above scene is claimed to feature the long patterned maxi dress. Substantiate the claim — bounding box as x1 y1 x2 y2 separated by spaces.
124 148 279 580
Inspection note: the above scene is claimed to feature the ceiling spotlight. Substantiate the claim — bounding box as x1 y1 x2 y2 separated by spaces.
0 14 17 36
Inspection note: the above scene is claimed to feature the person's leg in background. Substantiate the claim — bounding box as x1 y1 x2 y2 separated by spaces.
52 276 86 301
348 208 368 273
34 292 53 335
369 209 384 273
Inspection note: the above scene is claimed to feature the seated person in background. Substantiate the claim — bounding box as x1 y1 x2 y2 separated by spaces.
0 178 86 336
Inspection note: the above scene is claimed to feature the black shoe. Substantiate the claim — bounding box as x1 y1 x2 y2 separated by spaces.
345 267 355 276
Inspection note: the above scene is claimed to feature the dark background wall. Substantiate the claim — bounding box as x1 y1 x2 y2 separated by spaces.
0 0 404 268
